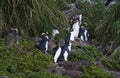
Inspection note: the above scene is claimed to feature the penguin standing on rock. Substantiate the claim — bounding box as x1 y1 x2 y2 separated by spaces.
78 24 90 41
60 41 72 61
53 44 62 64
39 32 49 54
59 41 72 62
4 27 19 47
69 18 80 38
65 29 75 43
61 41 72 61
53 41 72 63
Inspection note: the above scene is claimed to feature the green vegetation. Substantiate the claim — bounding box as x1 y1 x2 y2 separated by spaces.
69 46 103 62
0 0 68 37
0 0 120 77
8 70 69 78
0 38 55 77
95 0 120 45
25 70 68 78
80 65 114 78
102 46 120 71
77 0 105 37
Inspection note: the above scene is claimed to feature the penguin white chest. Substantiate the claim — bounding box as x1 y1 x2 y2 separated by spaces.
54 47 62 63
84 30 88 41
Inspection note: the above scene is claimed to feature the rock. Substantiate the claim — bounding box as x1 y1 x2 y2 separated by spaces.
46 60 91 77
0 76 8 78
58 60 91 71
48 39 56 51
31 36 41 42
4 33 16 47
59 39 65 47
63 70 83 78
32 36 42 49
72 38 89 47
46 65 83 78
46 66 65 75
58 61 81 71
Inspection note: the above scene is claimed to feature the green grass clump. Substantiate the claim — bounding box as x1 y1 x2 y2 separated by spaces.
102 46 120 71
69 46 103 62
54 32 67 43
80 65 114 78
0 38 54 77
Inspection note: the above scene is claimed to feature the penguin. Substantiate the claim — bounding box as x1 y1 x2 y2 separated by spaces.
65 29 75 43
104 0 112 6
70 13 82 28
39 32 49 54
78 25 90 41
59 41 72 62
11 28 19 39
4 27 19 47
51 29 59 40
79 14 82 25
53 44 62 64
72 19 80 37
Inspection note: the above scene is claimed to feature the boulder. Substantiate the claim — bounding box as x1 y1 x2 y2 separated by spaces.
48 39 56 51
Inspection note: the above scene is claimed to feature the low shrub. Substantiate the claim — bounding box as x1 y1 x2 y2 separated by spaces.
102 46 120 71
54 32 67 43
80 65 114 78
0 38 54 77
69 46 103 63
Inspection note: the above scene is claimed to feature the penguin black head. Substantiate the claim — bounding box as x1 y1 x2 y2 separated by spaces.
11 27 18 38
70 17 79 26
65 40 72 46
11 27 18 33
80 23 87 29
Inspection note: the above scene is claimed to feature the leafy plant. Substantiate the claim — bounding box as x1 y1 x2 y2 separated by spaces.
68 46 103 62
102 46 120 71
0 38 54 76
77 0 105 38
0 0 68 36
95 0 120 45
80 65 114 78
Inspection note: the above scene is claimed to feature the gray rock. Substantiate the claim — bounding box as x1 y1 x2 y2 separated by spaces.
4 33 18 47
0 76 8 78
59 39 65 47
63 70 83 78
48 39 56 51
72 38 89 47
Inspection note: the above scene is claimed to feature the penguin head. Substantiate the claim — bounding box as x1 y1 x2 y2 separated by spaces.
52 29 59 35
81 25 85 29
41 33 45 36
65 41 72 46
80 23 87 29
84 22 87 26
46 32 48 35
11 27 18 38
72 19 79 26
11 27 18 33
